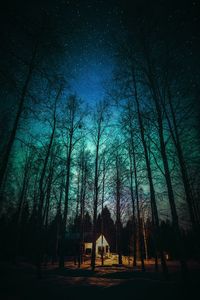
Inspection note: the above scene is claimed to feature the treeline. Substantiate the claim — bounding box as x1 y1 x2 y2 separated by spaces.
0 204 198 267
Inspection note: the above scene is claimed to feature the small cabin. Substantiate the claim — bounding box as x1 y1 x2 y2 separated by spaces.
84 234 110 258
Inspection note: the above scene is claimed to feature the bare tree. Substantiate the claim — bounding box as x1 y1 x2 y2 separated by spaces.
139 36 188 278
0 40 39 194
90 100 109 271
59 95 84 268
77 147 90 268
162 69 199 232
114 148 123 265
36 86 62 277
12 147 33 262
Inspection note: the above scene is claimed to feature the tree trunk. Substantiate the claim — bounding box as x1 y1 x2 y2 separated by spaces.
165 86 199 231
143 54 188 279
128 146 137 267
52 178 63 264
132 148 145 271
59 95 82 269
0 41 38 195
43 164 54 266
36 90 60 276
13 153 31 262
115 154 122 265
79 151 87 268
59 138 72 268
91 142 99 271
132 67 169 278
101 157 106 266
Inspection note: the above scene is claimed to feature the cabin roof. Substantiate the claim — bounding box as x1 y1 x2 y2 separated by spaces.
84 233 109 245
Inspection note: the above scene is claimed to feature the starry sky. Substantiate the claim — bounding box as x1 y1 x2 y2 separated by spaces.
0 0 199 107
58 0 199 105
58 0 123 103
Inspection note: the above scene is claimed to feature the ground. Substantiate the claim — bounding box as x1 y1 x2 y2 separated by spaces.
0 257 200 300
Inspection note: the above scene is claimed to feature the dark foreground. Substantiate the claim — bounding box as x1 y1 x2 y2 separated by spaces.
0 261 200 300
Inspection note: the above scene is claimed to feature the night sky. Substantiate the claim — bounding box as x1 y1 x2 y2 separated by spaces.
48 1 119 103
0 0 199 133
1 0 122 104
0 0 199 108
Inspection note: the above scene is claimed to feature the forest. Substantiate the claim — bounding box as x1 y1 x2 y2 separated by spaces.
0 0 200 299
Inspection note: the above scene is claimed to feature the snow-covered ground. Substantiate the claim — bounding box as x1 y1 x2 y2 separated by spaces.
1 259 200 299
